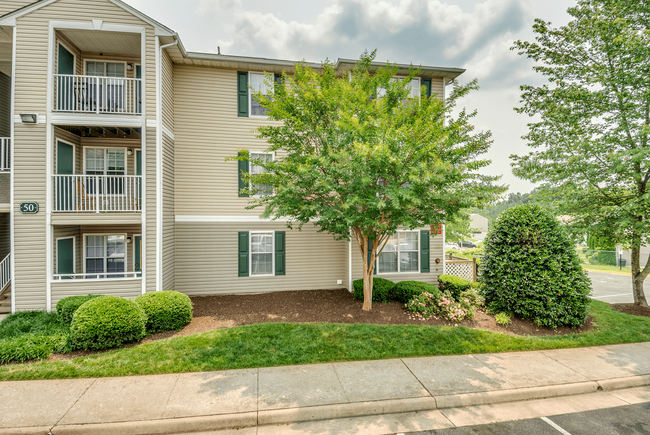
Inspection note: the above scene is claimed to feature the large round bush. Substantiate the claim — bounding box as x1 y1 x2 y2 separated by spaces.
70 296 147 351
56 294 102 324
480 204 591 328
437 275 472 301
352 277 395 303
135 291 193 333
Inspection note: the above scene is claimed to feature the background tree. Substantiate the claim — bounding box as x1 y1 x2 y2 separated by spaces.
234 51 504 311
512 0 650 306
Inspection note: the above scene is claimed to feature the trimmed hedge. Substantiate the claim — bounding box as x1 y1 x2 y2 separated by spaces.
56 294 103 324
352 277 396 303
135 291 193 333
70 296 147 351
392 281 439 304
438 274 472 300
480 204 591 328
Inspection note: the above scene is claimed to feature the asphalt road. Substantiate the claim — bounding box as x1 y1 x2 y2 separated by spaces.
588 271 648 304
402 402 650 435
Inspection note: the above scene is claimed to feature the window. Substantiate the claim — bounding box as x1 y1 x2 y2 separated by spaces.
377 77 421 99
250 231 274 276
377 231 419 273
249 72 271 117
85 235 125 278
85 148 126 194
86 61 126 77
250 152 273 196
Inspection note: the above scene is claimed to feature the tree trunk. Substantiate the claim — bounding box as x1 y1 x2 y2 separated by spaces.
631 246 649 307
361 235 374 311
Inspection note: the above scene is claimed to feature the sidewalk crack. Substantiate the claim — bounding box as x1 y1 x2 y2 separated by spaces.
399 357 435 403
330 363 351 403
51 377 97 431
161 374 181 419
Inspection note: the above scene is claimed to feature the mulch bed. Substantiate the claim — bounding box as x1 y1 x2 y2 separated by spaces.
611 303 650 318
145 289 593 341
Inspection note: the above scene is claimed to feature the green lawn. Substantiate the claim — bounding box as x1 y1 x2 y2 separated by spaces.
581 264 631 275
1 300 649 381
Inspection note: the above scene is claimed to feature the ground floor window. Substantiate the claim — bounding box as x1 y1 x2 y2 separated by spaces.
377 231 419 274
250 231 274 276
85 234 125 278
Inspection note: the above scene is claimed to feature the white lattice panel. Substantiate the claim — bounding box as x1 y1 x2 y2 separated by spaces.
445 262 474 281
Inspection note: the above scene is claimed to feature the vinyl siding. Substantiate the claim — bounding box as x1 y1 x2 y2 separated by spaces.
51 278 141 307
0 174 8 204
0 72 10 137
161 49 173 131
13 123 47 311
350 227 445 286
174 66 280 216
0 1 34 17
144 126 156 292
430 77 444 100
175 222 347 296
162 134 174 290
14 0 156 117
0 213 9 259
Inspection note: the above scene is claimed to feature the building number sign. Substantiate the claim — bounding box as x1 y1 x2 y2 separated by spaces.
20 202 39 214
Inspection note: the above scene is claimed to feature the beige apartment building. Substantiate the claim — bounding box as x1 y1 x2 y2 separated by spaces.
0 0 460 315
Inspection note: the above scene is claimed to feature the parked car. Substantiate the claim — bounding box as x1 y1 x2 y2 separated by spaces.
444 243 460 250
460 241 477 248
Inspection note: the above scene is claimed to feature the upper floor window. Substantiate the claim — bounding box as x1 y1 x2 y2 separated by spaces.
377 77 421 99
250 152 274 196
249 72 272 117
85 148 126 176
86 61 125 78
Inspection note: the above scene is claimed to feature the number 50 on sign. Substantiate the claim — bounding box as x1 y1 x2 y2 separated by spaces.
20 202 39 214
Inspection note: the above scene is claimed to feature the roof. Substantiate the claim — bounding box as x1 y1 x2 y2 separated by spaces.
0 0 465 80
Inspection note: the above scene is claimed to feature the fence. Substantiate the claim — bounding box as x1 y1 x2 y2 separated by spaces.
576 246 649 271
445 255 479 282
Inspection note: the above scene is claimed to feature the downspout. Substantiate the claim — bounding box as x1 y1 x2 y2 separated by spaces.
156 39 178 292
9 26 16 313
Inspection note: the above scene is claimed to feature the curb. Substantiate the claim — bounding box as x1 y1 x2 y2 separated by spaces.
18 374 650 435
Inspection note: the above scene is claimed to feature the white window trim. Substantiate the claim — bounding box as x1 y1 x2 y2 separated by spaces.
57 41 77 75
55 137 76 175
249 150 275 197
376 230 421 275
83 59 128 77
249 230 275 277
248 71 272 119
82 233 128 275
377 76 421 100
83 145 128 175
55 236 76 275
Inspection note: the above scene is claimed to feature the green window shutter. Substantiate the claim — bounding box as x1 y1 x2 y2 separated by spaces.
367 239 377 275
238 152 249 197
420 230 430 273
422 78 432 98
237 71 249 117
57 238 75 278
238 232 249 277
275 231 286 275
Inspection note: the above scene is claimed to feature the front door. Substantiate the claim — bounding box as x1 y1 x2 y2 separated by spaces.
57 237 75 279
56 141 74 211
134 235 142 276
57 44 75 111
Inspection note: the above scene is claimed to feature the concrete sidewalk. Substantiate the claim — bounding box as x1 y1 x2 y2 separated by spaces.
2 342 650 435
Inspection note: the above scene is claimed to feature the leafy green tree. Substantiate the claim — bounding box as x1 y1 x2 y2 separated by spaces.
233 51 504 310
512 0 650 306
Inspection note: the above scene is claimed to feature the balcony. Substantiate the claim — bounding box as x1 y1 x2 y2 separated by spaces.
53 75 142 115
53 174 142 213
0 138 9 172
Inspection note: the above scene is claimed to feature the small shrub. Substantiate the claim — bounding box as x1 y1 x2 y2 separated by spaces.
480 204 591 328
0 334 69 364
459 288 485 308
438 274 472 300
592 251 616 266
495 313 511 325
392 281 439 304
135 291 193 333
405 289 473 322
353 277 396 303
56 295 103 324
405 292 444 320
70 296 147 351
0 311 69 339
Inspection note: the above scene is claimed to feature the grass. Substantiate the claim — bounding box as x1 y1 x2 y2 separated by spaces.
1 300 649 381
581 264 631 275
0 311 70 364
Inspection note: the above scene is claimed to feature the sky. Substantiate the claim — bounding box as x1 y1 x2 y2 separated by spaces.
124 0 576 196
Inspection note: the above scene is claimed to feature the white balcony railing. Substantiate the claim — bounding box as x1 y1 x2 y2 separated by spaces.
0 138 9 171
53 174 142 213
0 253 10 291
53 271 141 281
53 74 142 115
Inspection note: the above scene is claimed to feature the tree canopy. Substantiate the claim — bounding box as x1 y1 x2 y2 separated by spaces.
512 0 650 306
233 51 504 310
